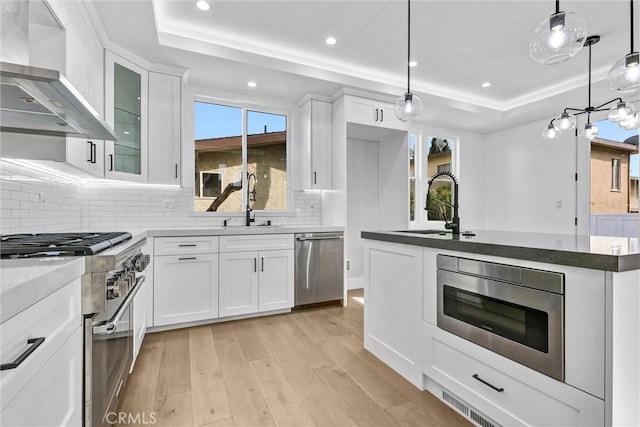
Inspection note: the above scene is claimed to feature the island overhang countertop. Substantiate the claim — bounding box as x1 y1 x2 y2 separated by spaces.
361 229 640 272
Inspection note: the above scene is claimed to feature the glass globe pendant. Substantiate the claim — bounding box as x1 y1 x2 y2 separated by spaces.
608 1 639 93
529 1 588 65
608 52 640 93
608 101 636 122
619 113 639 130
395 92 424 122
580 122 599 140
542 122 560 140
395 0 423 122
553 112 577 130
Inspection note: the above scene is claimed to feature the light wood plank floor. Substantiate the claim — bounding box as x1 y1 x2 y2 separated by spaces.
118 290 471 427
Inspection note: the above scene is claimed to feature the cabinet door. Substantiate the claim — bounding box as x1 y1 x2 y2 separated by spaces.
0 327 82 427
258 249 294 312
84 18 104 116
148 72 181 185
219 251 259 317
345 96 378 126
310 100 332 189
378 101 407 130
66 139 104 176
104 51 149 183
132 277 148 367
154 253 218 326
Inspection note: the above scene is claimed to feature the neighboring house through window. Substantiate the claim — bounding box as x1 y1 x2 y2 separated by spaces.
193 101 288 213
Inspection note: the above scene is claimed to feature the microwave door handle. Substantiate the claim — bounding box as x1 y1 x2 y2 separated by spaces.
93 275 146 335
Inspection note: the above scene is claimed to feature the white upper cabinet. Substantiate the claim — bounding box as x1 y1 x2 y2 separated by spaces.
299 99 332 189
104 50 149 183
60 1 106 177
345 96 407 131
148 72 181 185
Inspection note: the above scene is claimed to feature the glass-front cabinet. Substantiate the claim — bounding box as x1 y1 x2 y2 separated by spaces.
104 50 148 182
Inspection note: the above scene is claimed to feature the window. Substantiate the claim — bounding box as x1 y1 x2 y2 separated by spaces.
408 133 458 226
194 101 288 213
199 172 222 198
611 158 621 191
437 163 451 173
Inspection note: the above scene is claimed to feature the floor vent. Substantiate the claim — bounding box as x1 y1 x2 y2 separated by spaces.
441 389 501 427
442 390 470 416
470 409 498 427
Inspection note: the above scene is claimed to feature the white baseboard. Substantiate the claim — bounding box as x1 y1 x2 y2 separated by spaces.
347 277 365 290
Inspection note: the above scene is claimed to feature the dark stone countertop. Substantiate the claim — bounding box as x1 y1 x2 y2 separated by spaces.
361 229 640 272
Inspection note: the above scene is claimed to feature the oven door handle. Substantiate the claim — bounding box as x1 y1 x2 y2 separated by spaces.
93 275 146 335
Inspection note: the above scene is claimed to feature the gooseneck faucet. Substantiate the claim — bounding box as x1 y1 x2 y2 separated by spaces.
245 172 257 226
425 171 459 235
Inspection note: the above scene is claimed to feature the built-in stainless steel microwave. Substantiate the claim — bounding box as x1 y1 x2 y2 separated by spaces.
436 254 565 381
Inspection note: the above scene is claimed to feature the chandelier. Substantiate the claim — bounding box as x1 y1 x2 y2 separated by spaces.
542 36 638 141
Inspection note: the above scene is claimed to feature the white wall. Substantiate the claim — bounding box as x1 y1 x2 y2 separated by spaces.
480 119 579 234
346 138 379 288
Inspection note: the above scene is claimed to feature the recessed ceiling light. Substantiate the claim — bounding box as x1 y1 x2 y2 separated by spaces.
409 60 418 68
481 82 492 88
247 81 257 88
325 36 337 46
196 0 210 11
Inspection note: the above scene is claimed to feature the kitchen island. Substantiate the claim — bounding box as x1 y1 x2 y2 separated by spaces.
362 229 640 427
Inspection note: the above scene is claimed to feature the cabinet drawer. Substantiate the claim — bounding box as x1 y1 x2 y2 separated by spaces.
1 327 82 426
154 236 219 255
220 234 294 252
1 279 81 412
424 323 604 426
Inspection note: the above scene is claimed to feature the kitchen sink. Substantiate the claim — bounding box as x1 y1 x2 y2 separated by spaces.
395 229 451 235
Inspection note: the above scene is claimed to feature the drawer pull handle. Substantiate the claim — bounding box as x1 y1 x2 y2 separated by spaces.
473 374 504 392
1 337 45 370
179 257 196 261
178 244 197 247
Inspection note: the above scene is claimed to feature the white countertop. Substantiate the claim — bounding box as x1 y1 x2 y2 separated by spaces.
144 225 344 237
0 225 342 322
0 257 85 323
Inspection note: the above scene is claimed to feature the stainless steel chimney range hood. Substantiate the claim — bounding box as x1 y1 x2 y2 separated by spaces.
0 62 117 140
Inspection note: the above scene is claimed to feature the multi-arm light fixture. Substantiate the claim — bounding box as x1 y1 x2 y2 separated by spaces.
394 0 423 122
529 0 588 65
608 0 639 93
542 36 637 141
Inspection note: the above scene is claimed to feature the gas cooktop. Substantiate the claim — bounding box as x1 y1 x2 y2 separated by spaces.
0 232 132 259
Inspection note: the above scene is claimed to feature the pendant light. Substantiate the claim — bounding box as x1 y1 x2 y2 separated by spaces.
608 0 639 93
530 0 588 65
395 0 423 122
541 36 636 141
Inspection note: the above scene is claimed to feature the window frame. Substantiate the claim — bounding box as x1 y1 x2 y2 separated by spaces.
408 129 459 228
192 95 293 215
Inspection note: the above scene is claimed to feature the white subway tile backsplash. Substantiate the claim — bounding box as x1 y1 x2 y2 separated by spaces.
0 161 323 233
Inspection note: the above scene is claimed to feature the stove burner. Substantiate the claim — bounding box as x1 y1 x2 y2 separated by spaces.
0 232 133 258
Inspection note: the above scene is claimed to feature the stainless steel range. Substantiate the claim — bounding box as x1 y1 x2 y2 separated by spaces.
1 232 150 427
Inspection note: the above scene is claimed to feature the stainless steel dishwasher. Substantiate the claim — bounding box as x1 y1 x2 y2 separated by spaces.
295 232 344 306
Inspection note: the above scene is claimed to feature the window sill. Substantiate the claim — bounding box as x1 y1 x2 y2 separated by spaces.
189 210 297 218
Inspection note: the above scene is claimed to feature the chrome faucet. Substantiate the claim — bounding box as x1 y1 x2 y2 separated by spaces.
425 171 459 235
245 172 257 226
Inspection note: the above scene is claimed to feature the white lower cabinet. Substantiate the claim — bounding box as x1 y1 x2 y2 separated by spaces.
364 240 423 388
0 279 82 427
1 328 83 427
423 322 604 427
219 249 294 317
153 253 219 326
218 251 259 317
132 275 148 367
258 249 294 312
